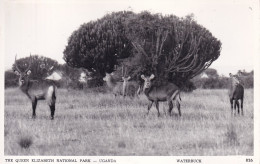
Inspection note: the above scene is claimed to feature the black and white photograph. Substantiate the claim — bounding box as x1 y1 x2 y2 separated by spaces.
0 0 259 163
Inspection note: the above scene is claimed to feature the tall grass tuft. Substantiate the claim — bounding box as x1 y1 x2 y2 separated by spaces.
18 136 33 149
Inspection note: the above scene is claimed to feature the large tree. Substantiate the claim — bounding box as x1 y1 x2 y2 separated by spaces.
63 11 133 84
63 11 221 87
123 12 221 86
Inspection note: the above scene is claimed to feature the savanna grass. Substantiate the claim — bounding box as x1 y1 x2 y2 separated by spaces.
4 88 254 155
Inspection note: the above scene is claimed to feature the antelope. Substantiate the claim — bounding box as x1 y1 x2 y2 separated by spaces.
79 71 94 89
103 73 139 97
103 73 122 96
228 73 244 115
141 74 181 117
120 66 140 97
13 55 57 120
122 76 140 97
136 80 144 96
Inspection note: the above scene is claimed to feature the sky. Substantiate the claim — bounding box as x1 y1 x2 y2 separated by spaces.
3 0 259 76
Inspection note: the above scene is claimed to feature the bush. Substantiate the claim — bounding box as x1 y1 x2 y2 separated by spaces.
18 136 33 149
5 70 18 88
191 73 253 89
181 80 196 92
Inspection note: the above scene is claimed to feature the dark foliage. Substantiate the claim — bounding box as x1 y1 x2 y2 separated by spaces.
5 70 18 88
12 55 59 80
63 11 222 90
123 12 221 86
63 11 134 82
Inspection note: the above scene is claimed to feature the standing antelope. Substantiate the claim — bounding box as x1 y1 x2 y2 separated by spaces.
136 83 144 95
228 73 244 115
103 73 139 97
13 55 57 120
103 73 123 97
141 74 181 117
122 76 140 97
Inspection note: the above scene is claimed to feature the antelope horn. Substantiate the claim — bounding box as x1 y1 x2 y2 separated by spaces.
48 66 54 71
14 54 22 73
24 54 32 72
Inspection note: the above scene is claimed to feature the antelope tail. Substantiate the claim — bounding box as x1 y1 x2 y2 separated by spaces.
171 90 181 101
52 86 57 100
178 92 181 101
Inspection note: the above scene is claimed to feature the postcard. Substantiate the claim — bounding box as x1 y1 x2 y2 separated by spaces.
1 0 259 163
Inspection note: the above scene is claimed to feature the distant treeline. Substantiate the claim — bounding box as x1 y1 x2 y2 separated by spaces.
191 69 253 89
5 64 253 90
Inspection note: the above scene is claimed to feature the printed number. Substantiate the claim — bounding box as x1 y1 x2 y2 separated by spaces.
246 159 253 162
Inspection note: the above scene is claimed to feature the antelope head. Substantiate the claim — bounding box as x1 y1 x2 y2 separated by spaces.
13 55 32 86
103 72 113 82
141 74 155 90
229 73 240 86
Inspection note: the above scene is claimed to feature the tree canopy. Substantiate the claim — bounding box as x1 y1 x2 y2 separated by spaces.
63 11 222 87
63 11 133 77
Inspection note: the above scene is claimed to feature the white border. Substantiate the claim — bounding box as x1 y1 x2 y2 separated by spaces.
1 0 259 164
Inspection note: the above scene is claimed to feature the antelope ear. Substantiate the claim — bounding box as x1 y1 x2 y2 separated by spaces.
127 76 131 80
237 71 242 77
150 74 155 80
122 77 125 80
26 70 31 75
14 70 20 75
141 75 145 80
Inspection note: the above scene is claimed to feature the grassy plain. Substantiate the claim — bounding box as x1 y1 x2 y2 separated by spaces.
4 88 254 155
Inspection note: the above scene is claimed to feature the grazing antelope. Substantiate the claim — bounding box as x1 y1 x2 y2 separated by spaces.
13 56 57 120
141 74 181 117
228 73 244 115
